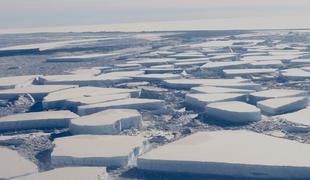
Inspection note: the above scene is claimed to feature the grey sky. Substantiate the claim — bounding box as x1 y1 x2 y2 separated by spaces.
1 0 310 30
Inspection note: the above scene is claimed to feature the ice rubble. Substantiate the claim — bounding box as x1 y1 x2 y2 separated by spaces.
12 167 109 180
127 58 176 66
42 86 140 109
249 89 307 104
0 110 78 132
51 135 147 167
69 109 142 135
137 130 310 178
46 53 118 62
185 93 246 110
169 51 205 59
0 75 38 90
257 97 308 115
0 85 77 100
0 147 38 179
77 98 165 115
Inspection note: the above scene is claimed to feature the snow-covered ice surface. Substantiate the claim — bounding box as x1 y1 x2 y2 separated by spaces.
69 109 142 135
0 147 38 179
51 135 147 167
2 30 310 179
12 167 109 180
137 130 310 179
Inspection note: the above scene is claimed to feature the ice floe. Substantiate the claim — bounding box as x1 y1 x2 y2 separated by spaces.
249 89 307 104
12 167 109 180
0 110 78 132
77 98 165 115
51 135 147 167
257 96 308 115
0 147 38 179
69 109 142 135
137 130 310 178
185 93 246 110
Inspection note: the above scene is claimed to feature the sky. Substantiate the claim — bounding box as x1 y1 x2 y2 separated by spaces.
1 0 310 32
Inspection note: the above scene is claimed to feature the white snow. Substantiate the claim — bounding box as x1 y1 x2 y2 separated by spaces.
0 75 38 90
0 110 78 132
144 67 182 74
191 86 254 94
77 98 165 115
249 60 283 68
249 89 307 104
12 167 109 180
257 97 308 115
0 147 38 179
137 130 310 178
185 93 246 110
42 87 140 109
0 85 77 100
69 109 142 135
205 101 261 123
51 135 147 167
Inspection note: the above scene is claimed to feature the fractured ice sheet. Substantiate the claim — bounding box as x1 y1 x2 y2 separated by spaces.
0 110 78 132
137 130 310 179
51 135 147 167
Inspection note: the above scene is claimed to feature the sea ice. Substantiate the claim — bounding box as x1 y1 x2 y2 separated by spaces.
0 110 79 132
12 167 109 180
249 89 307 104
51 135 147 167
257 97 308 115
185 93 246 110
137 130 310 178
0 147 38 179
69 109 142 135
77 98 165 115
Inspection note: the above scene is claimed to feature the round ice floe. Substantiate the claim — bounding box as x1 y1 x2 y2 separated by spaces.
205 101 261 123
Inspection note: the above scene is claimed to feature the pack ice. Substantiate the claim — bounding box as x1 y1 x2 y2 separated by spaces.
69 109 142 135
137 130 310 179
249 89 307 104
51 135 147 167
